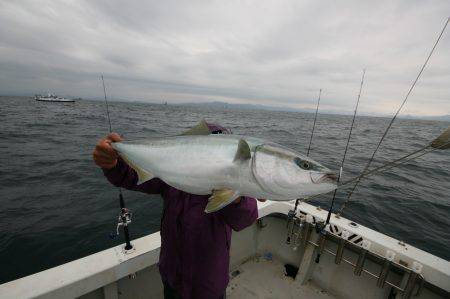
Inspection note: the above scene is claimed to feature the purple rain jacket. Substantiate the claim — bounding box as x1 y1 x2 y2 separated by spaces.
102 124 258 299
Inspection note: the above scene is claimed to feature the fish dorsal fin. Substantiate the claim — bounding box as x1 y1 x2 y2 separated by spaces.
234 139 251 162
205 189 240 213
431 126 450 149
120 154 155 185
181 119 211 135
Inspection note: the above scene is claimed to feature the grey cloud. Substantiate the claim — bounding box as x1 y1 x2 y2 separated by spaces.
0 0 449 116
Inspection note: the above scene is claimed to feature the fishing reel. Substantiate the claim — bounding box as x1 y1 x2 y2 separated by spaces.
109 208 132 240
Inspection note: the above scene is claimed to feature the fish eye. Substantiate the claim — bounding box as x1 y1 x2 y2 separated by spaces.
301 161 311 170
294 157 311 170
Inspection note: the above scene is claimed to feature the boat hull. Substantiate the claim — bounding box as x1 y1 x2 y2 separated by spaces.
35 98 75 102
0 201 448 299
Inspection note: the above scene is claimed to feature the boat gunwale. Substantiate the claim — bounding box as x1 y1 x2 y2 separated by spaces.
0 201 449 298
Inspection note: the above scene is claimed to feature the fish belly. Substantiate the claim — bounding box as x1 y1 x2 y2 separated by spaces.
123 136 244 195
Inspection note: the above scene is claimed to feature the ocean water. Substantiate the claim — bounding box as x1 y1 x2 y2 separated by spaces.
1 96 449 283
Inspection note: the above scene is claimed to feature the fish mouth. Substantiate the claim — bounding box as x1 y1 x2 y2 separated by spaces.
310 172 338 184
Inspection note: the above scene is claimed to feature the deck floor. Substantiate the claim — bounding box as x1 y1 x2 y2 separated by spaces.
227 257 335 299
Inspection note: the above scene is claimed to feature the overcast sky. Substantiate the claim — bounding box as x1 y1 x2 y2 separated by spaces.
0 1 449 116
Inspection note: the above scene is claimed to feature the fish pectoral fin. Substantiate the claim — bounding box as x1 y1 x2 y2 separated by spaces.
180 119 211 136
120 154 155 185
233 139 251 162
205 189 240 213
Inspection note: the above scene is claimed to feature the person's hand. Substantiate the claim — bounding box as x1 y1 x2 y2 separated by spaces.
93 133 123 170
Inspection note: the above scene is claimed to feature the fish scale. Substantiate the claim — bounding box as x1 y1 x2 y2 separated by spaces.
112 134 337 213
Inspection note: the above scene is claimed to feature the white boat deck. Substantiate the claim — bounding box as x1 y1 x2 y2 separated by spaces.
228 257 335 299
0 201 449 298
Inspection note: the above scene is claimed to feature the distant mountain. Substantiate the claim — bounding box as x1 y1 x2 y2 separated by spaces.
180 101 450 122
399 114 450 122
432 115 450 122
180 101 339 114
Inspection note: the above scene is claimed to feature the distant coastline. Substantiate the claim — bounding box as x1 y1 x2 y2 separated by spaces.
2 95 449 122
178 101 450 122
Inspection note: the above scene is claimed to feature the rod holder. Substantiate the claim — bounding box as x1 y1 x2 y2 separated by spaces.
292 218 304 250
335 230 350 264
377 250 395 288
300 221 312 250
286 210 296 245
403 262 423 299
403 272 419 299
377 260 391 288
315 225 327 263
354 240 371 276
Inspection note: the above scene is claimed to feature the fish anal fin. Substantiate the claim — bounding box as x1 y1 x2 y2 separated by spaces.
233 139 251 162
205 189 240 213
181 119 211 136
120 154 155 185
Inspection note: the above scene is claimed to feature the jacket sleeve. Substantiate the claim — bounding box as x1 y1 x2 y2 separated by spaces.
220 197 258 231
102 157 164 194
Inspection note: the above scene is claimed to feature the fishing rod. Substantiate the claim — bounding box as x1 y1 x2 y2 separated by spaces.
307 89 322 157
315 69 365 263
286 89 322 245
304 126 450 202
325 69 365 224
339 132 450 189
101 75 133 251
339 17 449 215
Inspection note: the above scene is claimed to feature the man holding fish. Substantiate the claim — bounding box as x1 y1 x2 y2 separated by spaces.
94 119 338 298
93 122 264 299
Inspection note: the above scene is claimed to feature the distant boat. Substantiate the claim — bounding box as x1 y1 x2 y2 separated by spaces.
34 93 75 103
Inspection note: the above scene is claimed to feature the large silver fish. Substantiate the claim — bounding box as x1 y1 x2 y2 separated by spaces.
112 123 337 213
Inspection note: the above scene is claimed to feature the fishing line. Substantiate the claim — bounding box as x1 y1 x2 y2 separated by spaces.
303 130 450 203
286 89 322 244
339 140 450 190
297 90 322 207
324 69 365 225
102 75 113 133
307 89 322 157
341 17 449 212
101 75 133 251
315 70 365 263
